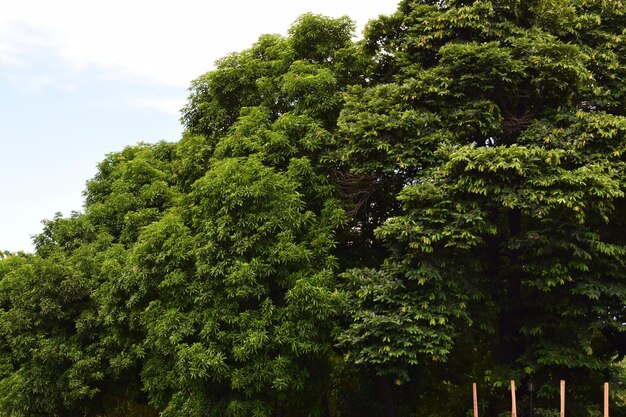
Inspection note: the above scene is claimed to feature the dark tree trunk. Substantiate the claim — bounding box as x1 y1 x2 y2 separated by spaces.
275 400 284 417
321 391 331 417
500 208 525 363
374 374 396 417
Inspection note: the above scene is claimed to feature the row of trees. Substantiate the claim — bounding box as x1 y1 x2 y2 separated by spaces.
1 0 626 415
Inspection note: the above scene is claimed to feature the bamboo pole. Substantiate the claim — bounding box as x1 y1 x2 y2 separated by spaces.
511 380 517 417
560 380 566 417
604 382 609 417
473 383 478 417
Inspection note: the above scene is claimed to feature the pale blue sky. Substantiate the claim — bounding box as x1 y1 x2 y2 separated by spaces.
0 0 399 253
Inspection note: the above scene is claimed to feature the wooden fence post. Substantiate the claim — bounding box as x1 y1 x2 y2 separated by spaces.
511 380 517 417
473 383 478 417
604 382 609 417
560 380 565 417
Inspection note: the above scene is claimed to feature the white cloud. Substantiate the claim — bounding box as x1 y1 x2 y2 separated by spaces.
128 95 187 115
0 0 399 88
0 22 55 68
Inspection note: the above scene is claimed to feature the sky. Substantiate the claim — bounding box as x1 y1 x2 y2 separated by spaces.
0 0 400 253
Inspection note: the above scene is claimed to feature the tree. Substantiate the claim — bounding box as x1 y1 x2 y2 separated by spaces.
0 229 118 417
0 13 361 417
0 141 180 417
135 14 366 416
333 0 626 415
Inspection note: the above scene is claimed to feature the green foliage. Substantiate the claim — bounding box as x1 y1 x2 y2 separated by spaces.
136 155 343 416
0 236 116 416
333 0 626 414
84 141 179 245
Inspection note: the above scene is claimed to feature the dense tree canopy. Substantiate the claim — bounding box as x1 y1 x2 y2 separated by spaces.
1 1 626 416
